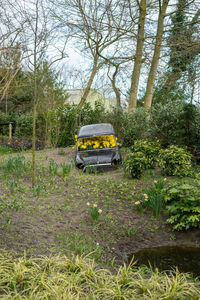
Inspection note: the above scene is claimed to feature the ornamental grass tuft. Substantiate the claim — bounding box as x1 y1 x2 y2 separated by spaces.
0 251 199 299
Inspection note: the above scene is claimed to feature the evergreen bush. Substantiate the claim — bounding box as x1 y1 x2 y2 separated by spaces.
123 152 149 178
121 108 148 147
164 182 200 230
148 102 200 152
131 139 161 168
15 112 33 137
159 145 192 176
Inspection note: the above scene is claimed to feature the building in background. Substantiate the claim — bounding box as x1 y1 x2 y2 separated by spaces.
65 89 128 111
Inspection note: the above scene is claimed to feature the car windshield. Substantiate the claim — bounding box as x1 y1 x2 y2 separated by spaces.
77 135 116 151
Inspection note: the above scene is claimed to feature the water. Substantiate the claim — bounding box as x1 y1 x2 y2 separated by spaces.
130 246 200 277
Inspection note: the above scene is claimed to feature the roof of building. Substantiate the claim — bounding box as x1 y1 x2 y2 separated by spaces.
65 89 128 111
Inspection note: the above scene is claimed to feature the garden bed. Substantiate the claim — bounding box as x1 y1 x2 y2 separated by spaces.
0 148 200 269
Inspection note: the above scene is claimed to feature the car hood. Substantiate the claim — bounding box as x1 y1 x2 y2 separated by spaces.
78 149 117 165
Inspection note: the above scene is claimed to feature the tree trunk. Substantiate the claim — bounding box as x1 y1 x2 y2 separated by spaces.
77 55 98 110
128 0 146 113
111 65 121 107
32 0 39 188
143 0 169 109
190 70 196 104
32 97 36 187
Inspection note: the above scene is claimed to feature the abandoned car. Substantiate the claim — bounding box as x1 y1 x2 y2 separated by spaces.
75 123 122 169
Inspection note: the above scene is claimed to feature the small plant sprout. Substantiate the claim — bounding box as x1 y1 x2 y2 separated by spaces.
87 202 102 221
58 149 65 155
135 201 142 213
60 162 71 179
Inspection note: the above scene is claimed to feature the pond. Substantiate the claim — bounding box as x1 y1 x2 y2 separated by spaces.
130 246 200 277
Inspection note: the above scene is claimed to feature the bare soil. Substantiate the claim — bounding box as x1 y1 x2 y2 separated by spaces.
0 148 200 268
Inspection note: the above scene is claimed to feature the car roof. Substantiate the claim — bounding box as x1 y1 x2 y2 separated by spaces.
78 123 115 138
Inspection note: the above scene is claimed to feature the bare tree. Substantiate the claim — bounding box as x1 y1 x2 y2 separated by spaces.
53 0 133 109
9 0 69 186
0 0 28 107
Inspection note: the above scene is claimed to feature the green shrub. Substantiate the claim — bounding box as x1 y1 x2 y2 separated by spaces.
148 102 200 151
159 145 192 176
123 152 149 178
80 100 106 126
164 182 200 231
105 107 125 139
131 139 161 168
148 102 186 147
14 112 33 137
120 108 148 147
57 105 78 147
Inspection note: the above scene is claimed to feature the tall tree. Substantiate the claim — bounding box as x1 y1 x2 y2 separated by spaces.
152 0 200 104
143 0 170 109
128 0 146 112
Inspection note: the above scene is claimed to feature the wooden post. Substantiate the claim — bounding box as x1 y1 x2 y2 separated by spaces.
9 123 12 140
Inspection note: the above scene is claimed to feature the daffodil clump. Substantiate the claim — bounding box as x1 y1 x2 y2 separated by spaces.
135 178 167 216
87 202 102 221
77 135 117 151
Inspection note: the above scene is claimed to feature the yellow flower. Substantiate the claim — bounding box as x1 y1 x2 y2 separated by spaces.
93 204 97 208
164 178 167 181
78 140 83 146
87 202 90 206
144 193 148 198
98 209 102 214
135 201 140 205
72 146 75 149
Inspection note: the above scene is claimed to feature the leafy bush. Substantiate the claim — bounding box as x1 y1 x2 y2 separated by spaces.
131 139 161 168
123 152 149 178
80 100 106 126
105 106 125 140
164 182 200 231
57 105 78 147
159 145 192 176
0 112 16 136
14 112 33 137
120 108 148 147
148 102 200 151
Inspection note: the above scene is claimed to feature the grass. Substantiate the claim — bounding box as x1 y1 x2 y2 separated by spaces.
0 149 200 297
0 251 199 299
0 145 15 155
